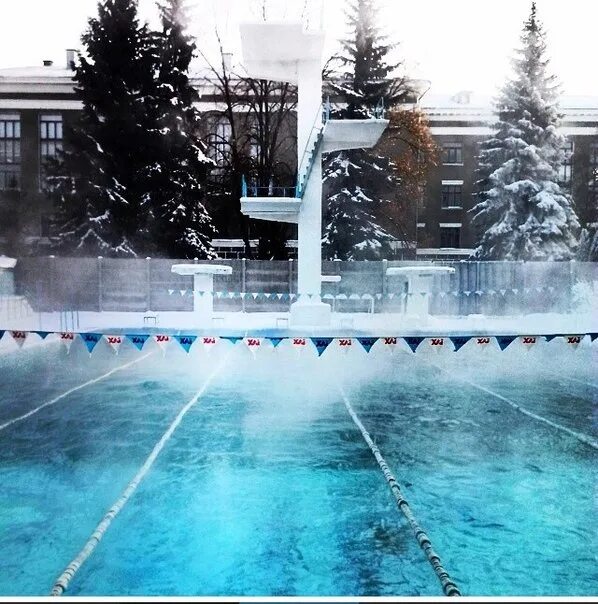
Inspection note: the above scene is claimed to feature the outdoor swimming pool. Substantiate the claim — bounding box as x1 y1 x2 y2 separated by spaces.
0 338 596 596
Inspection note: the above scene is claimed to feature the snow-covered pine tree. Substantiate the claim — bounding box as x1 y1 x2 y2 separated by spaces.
323 0 408 260
145 0 216 258
471 2 580 261
50 0 156 256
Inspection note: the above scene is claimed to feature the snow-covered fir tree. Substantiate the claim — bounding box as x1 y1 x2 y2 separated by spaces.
50 0 156 256
50 0 215 258
577 226 598 261
323 0 408 260
471 2 580 261
144 0 216 258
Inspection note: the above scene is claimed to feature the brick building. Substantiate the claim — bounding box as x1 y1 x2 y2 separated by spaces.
1 54 597 258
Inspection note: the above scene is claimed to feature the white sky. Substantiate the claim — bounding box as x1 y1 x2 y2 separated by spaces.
0 0 596 96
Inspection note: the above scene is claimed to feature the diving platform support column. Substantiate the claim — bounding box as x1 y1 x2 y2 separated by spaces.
291 48 330 326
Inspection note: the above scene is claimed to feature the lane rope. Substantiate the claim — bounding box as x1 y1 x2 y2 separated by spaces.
0 352 154 434
339 386 462 597
424 360 598 452
50 354 229 596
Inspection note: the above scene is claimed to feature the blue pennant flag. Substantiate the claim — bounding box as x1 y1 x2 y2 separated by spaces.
357 337 378 353
222 336 243 345
0 330 4 341
404 337 425 353
81 333 101 353
496 335 517 351
34 331 50 340
450 336 471 352
268 337 285 348
590 333 598 342
545 334 559 342
127 334 149 351
311 337 333 357
175 335 196 353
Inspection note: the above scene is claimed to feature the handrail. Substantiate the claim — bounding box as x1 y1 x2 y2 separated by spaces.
296 102 327 198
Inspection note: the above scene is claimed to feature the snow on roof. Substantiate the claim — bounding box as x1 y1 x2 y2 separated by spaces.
0 65 74 79
421 91 598 111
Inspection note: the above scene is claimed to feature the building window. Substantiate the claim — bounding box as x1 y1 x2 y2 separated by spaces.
441 183 463 208
0 114 21 191
440 225 461 248
558 140 574 185
40 114 63 189
442 143 463 165
590 143 598 188
207 118 232 168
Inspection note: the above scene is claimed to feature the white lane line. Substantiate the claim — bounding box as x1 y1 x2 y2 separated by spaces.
50 354 229 596
0 352 154 434
421 359 598 452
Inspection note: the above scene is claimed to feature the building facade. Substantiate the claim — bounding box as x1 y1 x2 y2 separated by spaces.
1 57 597 258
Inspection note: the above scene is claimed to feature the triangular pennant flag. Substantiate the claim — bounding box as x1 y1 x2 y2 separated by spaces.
428 337 445 351
439 291 447 298
228 292 236 299
59 332 75 352
201 336 218 353
512 288 518 295
520 336 538 350
338 338 353 352
251 292 259 300
215 291 223 299
488 290 496 296
382 336 398 352
104 334 123 354
496 335 517 351
268 337 284 349
564 335 583 349
545 334 559 342
264 293 272 299
524 288 531 295
475 290 483 297
311 337 333 357
375 293 383 300
34 331 50 340
403 336 424 353
168 289 175 296
357 337 378 353
500 289 507 296
240 293 247 300
289 293 297 300
244 337 261 356
387 293 395 300
175 335 196 353
276 293 284 300
536 287 544 293
154 334 171 353
450 336 470 352
589 333 598 343
0 330 4 342
222 336 243 345
127 334 149 351
81 333 101 354
180 289 187 297
11 330 27 348
291 337 308 350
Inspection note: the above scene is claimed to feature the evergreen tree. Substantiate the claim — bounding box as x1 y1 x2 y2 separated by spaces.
144 0 215 258
50 0 156 256
323 0 409 260
471 2 579 261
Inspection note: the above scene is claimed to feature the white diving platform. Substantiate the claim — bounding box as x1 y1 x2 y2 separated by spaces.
239 197 303 224
171 264 233 326
322 119 389 153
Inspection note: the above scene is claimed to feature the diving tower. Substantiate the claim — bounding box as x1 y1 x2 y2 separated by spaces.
239 21 389 327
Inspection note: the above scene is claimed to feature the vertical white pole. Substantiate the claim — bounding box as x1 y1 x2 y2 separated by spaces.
297 59 323 297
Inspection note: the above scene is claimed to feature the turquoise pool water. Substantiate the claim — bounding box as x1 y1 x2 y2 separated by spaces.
0 340 596 596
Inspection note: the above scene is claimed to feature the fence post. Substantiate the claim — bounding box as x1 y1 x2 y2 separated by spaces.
146 257 151 312
98 256 103 313
382 259 388 296
241 257 246 312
